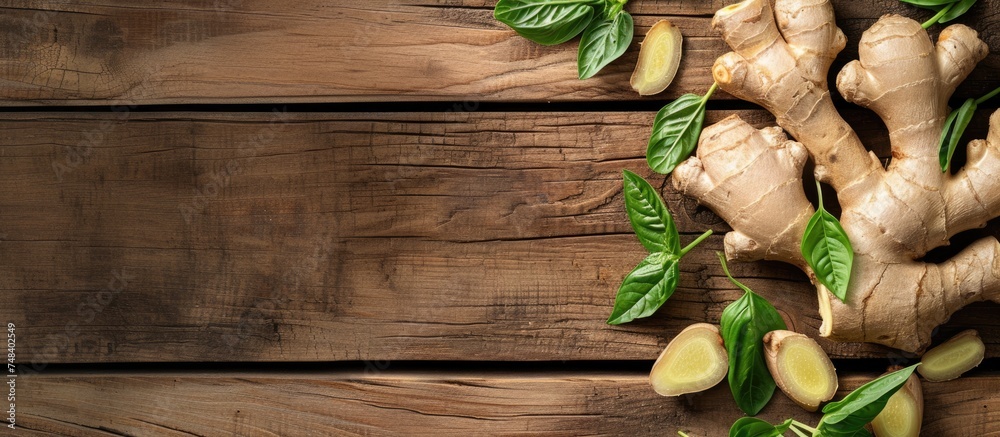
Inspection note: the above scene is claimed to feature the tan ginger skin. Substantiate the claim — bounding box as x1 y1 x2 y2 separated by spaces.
673 0 1000 353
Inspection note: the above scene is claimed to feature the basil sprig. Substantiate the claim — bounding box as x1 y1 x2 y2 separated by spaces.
718 253 787 416
647 83 718 174
727 365 919 437
939 84 1000 172
899 0 978 27
607 170 712 325
801 181 854 303
494 0 633 79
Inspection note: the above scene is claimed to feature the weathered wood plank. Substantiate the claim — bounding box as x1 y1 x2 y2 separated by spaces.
0 0 996 104
8 371 1000 435
1 111 998 363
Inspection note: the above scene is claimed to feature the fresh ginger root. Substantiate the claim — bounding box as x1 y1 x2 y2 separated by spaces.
650 323 728 396
673 0 1000 352
917 329 985 381
763 330 838 411
871 367 923 437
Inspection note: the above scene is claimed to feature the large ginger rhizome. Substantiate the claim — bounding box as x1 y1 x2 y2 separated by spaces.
674 0 1000 353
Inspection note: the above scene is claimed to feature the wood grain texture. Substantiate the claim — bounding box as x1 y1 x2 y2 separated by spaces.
2 111 998 364
8 371 1000 436
0 0 996 104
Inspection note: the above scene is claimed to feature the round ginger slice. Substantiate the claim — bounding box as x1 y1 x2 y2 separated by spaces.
763 330 838 412
649 323 728 396
630 20 682 96
918 329 985 382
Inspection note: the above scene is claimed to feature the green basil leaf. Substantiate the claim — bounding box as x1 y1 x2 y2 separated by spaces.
939 0 977 22
577 11 633 79
622 169 679 254
494 0 602 46
728 418 793 437
819 429 873 437
898 0 959 8
801 184 854 302
607 252 678 324
718 254 787 415
647 94 708 175
938 105 963 171
603 0 627 18
817 364 919 436
938 98 977 172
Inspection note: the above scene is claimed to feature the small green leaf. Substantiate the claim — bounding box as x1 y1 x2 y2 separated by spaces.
494 0 602 46
938 0 977 22
801 183 854 302
577 11 633 79
646 94 708 174
718 253 787 415
622 169 678 254
607 252 678 324
898 0 959 8
729 418 793 437
817 364 919 436
938 98 977 172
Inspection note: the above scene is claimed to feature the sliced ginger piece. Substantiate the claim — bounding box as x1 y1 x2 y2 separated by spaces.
917 329 985 382
763 330 837 412
871 367 923 437
630 20 682 96
650 323 727 396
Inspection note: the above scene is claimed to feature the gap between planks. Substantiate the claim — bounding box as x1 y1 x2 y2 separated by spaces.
6 370 1000 436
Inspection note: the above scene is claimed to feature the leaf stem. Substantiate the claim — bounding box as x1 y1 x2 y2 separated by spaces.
814 180 825 212
716 251 754 295
679 229 713 257
790 420 818 434
922 3 952 28
677 432 690 437
788 426 809 437
975 84 1000 105
700 82 719 104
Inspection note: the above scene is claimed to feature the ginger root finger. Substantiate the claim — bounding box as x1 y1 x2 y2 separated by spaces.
762 330 838 412
649 323 728 396
917 329 985 382
673 116 813 266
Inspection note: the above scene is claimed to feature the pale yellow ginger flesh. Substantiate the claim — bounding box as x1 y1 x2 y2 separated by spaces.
917 329 985 382
631 20 683 96
871 369 923 437
673 0 1000 352
650 323 728 396
763 330 837 411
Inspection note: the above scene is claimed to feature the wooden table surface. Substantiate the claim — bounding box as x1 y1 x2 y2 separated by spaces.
1 0 999 435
